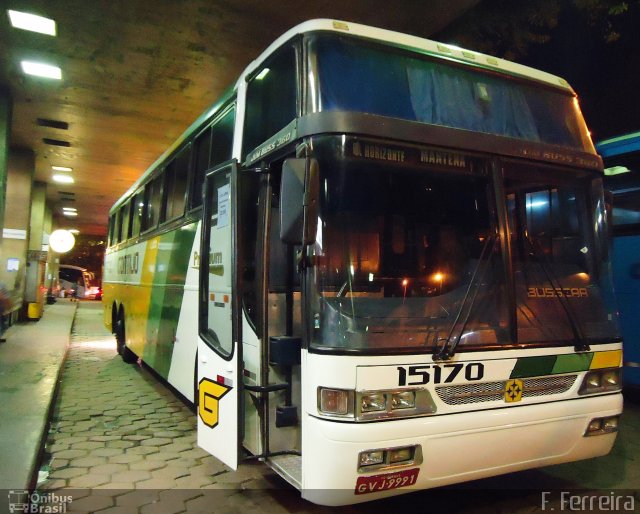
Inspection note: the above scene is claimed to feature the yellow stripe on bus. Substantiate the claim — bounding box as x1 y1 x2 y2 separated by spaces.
128 237 160 358
590 350 622 369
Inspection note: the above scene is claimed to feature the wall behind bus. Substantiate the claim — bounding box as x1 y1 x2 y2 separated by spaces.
0 149 35 308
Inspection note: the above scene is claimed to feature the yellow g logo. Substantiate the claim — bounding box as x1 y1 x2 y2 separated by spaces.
198 377 232 428
504 379 524 403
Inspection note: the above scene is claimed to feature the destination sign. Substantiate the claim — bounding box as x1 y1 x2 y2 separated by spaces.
350 140 475 172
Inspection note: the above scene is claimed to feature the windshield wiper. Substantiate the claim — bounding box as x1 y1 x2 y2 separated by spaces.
434 234 498 361
526 237 590 353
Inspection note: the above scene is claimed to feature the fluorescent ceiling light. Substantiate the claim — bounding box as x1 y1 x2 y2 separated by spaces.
62 207 77 212
63 211 78 217
52 174 74 184
8 10 56 36
68 229 80 234
52 165 73 172
21 60 62 80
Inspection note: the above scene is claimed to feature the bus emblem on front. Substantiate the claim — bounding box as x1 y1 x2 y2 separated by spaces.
504 379 523 403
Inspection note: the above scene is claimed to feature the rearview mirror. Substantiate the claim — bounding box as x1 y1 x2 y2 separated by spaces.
280 157 319 245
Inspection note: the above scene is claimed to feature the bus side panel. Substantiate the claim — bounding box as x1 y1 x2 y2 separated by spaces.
102 251 117 330
612 235 640 387
143 225 197 379
102 240 149 353
167 222 201 402
104 225 197 384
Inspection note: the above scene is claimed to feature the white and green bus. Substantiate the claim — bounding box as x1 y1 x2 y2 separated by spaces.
104 19 623 505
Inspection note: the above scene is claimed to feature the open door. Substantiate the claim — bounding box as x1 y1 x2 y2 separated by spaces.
197 160 242 469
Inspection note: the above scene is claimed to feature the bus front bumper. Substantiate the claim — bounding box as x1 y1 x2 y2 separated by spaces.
301 393 622 506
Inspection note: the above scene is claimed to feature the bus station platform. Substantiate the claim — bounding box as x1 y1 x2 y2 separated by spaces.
0 299 76 491
1 300 639 513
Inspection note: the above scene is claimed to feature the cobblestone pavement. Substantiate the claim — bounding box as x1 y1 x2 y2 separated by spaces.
32 302 640 514
35 302 312 514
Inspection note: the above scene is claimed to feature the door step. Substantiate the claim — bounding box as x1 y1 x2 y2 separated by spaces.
267 454 302 489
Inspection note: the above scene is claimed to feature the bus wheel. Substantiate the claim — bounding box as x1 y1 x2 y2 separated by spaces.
115 314 137 364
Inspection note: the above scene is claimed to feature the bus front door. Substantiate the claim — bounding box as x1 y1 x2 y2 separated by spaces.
197 161 242 469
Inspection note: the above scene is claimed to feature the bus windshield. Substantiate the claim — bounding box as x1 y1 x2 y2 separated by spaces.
505 162 618 345
311 35 594 153
309 158 619 353
310 161 507 352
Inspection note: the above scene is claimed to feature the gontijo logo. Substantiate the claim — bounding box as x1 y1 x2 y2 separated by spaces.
198 376 232 428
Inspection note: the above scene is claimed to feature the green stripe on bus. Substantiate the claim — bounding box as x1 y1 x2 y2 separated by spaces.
144 224 197 378
510 353 594 378
510 355 557 378
552 353 593 374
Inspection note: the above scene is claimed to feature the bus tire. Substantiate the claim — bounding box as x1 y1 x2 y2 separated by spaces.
115 313 137 364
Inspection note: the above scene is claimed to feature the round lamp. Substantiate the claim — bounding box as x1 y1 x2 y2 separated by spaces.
49 229 75 253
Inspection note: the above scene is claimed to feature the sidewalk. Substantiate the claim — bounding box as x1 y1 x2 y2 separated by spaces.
0 299 77 490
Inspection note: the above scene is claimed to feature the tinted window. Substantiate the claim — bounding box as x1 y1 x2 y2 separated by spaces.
210 108 235 167
602 152 640 235
314 35 594 152
191 127 212 209
108 215 116 246
143 175 163 231
162 146 190 222
191 106 235 209
114 208 124 243
120 201 131 242
60 268 81 283
130 190 144 237
243 46 297 156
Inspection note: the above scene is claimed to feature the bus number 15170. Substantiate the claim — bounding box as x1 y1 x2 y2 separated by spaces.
397 363 484 386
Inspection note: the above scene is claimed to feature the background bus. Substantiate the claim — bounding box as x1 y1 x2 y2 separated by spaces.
597 132 640 390
104 19 622 505
59 265 100 299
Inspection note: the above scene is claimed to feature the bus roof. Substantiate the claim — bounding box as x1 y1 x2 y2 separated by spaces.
60 264 89 272
111 19 579 215
596 131 640 158
244 19 576 94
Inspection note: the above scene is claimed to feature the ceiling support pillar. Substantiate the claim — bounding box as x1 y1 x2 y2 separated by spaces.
0 87 12 244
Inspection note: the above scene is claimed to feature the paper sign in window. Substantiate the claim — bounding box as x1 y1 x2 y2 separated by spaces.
217 184 230 228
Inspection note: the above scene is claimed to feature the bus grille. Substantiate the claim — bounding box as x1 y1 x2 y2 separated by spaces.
436 375 577 405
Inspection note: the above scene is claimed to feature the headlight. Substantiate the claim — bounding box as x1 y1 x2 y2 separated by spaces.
361 393 386 413
356 388 436 421
584 415 620 436
317 387 436 421
388 447 414 464
578 368 622 395
391 390 416 410
359 450 384 467
602 369 620 387
357 445 423 472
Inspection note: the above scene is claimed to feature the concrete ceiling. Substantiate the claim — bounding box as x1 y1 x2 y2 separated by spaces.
1 0 479 236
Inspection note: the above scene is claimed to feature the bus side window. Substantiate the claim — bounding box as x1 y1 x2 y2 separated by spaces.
143 175 163 231
210 108 235 168
108 215 115 246
190 105 235 210
114 207 124 244
191 127 212 210
242 45 297 157
120 200 131 242
162 145 190 223
130 189 144 238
